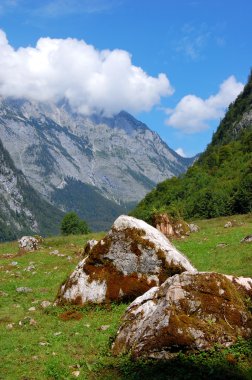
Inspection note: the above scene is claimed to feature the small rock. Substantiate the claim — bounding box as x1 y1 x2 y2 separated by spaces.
49 250 59 255
72 371 80 377
29 318 37 326
188 223 200 233
2 253 14 258
19 316 37 326
24 265 36 272
28 307 36 312
224 221 233 228
241 235 252 243
39 341 48 346
53 332 62 336
41 300 51 308
16 287 33 293
6 323 14 330
217 243 227 248
52 352 57 356
99 325 110 331
67 256 72 261
11 261 18 266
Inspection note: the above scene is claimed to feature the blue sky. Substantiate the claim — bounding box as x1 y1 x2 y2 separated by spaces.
0 0 251 156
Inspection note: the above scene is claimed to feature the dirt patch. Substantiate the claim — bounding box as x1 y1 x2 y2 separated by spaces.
59 310 83 321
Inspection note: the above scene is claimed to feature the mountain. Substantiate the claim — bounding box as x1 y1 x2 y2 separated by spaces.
0 98 194 231
131 71 252 223
0 137 64 242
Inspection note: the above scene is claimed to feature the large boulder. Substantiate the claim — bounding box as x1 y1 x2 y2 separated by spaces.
18 236 39 252
154 213 190 238
55 215 196 305
112 272 252 359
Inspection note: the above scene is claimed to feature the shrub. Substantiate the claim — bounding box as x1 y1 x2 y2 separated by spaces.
60 211 90 235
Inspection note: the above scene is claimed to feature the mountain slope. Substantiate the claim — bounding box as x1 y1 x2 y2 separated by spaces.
0 137 64 241
0 98 194 231
131 71 252 223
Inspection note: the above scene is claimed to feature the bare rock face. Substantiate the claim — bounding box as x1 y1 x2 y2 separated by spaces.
18 236 39 252
112 272 252 359
55 215 196 305
154 214 190 238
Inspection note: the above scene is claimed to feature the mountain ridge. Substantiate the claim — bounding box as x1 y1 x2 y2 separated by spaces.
131 70 252 223
0 137 64 241
0 99 194 237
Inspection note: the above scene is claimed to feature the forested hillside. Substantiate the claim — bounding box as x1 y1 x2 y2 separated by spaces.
131 71 252 223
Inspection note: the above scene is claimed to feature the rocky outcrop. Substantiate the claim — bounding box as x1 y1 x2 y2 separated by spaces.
154 214 190 238
112 272 252 359
0 98 194 231
18 236 39 252
55 215 196 305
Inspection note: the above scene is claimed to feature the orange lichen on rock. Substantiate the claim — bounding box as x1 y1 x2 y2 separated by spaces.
55 215 195 306
112 272 252 359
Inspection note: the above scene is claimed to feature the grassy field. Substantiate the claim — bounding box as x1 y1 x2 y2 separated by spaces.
0 214 251 379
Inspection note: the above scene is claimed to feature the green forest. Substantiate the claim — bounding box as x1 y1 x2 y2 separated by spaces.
131 71 252 224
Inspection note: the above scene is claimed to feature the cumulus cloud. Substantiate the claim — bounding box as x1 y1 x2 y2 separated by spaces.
165 76 244 133
175 148 186 157
0 30 173 116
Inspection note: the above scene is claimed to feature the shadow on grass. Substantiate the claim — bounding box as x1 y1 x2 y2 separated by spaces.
106 339 252 380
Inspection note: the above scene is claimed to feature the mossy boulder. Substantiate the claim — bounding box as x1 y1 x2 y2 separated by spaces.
112 272 252 359
55 215 196 305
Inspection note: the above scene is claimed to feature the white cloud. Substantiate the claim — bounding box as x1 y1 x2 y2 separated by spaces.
175 148 186 157
0 30 173 116
165 76 244 133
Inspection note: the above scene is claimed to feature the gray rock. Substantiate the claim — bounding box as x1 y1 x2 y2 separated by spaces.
24 264 36 272
41 300 52 308
224 221 233 228
49 250 59 255
188 223 200 233
18 236 38 252
55 215 196 306
241 235 252 243
112 272 252 359
16 287 33 293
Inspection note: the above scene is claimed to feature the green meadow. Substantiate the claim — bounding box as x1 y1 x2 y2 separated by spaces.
0 214 251 379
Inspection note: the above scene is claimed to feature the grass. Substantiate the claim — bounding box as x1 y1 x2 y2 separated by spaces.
0 215 251 379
